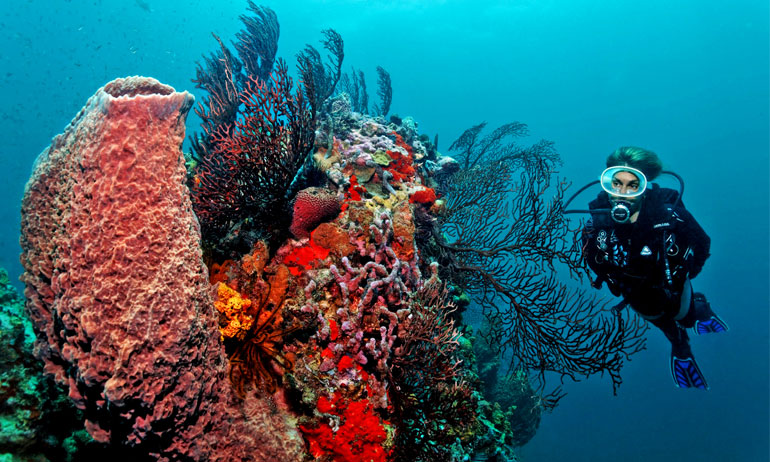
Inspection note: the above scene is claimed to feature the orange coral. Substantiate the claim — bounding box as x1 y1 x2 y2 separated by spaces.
391 202 416 261
240 241 269 276
209 259 236 285
214 283 254 341
264 264 289 318
228 286 295 397
312 223 355 257
226 259 297 397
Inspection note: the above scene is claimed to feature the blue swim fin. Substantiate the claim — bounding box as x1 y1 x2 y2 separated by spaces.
694 315 729 335
671 354 709 390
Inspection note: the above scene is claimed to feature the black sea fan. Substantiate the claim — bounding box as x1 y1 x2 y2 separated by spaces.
424 122 647 397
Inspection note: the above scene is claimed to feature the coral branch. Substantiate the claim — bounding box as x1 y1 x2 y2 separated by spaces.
235 1 279 85
297 28 345 109
374 66 392 117
429 122 648 394
191 59 316 242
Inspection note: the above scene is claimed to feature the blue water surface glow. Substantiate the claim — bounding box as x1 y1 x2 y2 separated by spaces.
1 1 767 460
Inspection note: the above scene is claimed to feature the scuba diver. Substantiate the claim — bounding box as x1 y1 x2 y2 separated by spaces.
568 146 728 390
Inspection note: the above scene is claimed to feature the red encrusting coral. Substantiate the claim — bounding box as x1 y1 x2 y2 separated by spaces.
336 355 355 371
383 132 417 184
409 187 437 206
383 149 415 183
346 175 366 202
281 235 332 276
392 132 413 154
300 391 392 462
328 319 340 341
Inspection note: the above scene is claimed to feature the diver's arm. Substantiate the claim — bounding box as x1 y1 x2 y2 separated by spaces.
581 219 621 295
581 219 599 272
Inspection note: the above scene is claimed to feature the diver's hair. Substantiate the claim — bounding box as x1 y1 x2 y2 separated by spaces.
606 146 663 180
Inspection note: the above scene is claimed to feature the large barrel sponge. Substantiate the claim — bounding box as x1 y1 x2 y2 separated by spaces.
19 77 304 461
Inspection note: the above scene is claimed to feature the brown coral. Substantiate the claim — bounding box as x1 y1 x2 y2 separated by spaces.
213 242 298 397
311 222 356 257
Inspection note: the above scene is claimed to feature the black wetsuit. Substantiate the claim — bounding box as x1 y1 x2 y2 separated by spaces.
582 184 711 320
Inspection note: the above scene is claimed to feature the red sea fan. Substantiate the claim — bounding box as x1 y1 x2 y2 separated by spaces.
191 59 316 240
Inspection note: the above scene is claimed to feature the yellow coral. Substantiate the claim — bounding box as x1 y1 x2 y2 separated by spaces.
371 149 392 166
366 190 408 211
313 145 342 171
214 283 254 340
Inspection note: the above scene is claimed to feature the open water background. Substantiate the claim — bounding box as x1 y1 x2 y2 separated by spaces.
1 1 767 460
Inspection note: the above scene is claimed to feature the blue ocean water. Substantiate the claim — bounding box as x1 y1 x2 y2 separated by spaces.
1 1 767 460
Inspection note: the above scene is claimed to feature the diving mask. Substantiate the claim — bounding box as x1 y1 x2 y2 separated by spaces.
600 166 647 198
600 166 647 223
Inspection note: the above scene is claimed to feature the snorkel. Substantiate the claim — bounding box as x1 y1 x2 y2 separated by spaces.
564 167 685 222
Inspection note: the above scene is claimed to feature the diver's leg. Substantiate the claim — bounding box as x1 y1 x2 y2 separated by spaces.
691 292 730 334
675 279 697 327
652 317 709 390
652 317 690 353
674 279 729 333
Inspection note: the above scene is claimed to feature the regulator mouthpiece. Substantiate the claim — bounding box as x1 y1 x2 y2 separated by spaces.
611 201 632 223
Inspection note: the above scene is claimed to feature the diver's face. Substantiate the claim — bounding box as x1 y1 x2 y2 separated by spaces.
610 171 642 200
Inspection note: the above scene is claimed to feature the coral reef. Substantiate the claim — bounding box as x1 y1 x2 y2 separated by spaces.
0 268 98 461
15 73 550 460
186 88 516 460
12 6 644 462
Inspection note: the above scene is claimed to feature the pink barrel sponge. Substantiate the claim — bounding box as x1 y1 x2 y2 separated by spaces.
289 187 342 239
19 77 304 461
